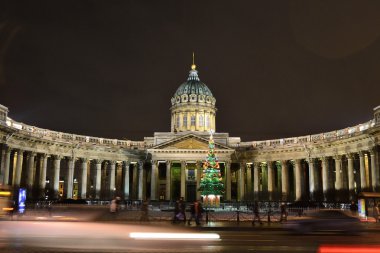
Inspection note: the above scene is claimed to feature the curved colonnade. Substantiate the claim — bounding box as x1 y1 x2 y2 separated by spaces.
0 104 379 202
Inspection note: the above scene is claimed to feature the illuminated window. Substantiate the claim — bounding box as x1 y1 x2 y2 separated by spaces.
183 115 187 127
176 116 180 128
191 116 196 126
199 115 204 127
206 116 210 128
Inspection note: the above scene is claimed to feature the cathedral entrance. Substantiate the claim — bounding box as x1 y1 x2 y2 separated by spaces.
186 182 196 202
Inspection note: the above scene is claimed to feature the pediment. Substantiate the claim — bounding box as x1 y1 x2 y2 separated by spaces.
151 134 231 150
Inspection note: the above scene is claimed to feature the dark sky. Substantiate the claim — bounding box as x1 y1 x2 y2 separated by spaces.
1 1 380 141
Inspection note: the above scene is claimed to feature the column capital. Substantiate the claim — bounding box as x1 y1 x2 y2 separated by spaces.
52 155 62 160
138 160 144 168
15 149 24 155
306 158 315 164
94 159 103 164
40 153 48 159
67 156 75 162
253 161 261 168
369 147 377 156
334 155 342 161
123 161 130 167
320 156 329 162
109 160 116 165
359 150 366 157
3 145 11 153
346 153 354 159
27 151 36 158
281 160 288 167
80 157 88 163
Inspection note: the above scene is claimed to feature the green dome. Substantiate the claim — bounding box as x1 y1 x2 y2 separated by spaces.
174 69 214 97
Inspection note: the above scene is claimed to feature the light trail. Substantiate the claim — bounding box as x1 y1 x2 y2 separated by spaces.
129 232 220 240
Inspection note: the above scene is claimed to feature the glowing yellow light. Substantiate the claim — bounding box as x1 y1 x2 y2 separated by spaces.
0 191 11 196
129 232 220 240
2 207 13 211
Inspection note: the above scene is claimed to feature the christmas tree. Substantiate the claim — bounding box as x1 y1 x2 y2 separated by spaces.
198 131 224 207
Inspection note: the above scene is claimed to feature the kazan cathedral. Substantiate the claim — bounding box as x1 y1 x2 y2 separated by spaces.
0 62 380 204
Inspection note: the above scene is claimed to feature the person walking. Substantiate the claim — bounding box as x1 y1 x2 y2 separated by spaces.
280 203 287 222
172 198 181 224
109 198 118 219
179 197 187 223
252 201 262 225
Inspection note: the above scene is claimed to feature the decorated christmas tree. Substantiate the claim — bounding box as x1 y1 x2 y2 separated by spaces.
198 131 224 207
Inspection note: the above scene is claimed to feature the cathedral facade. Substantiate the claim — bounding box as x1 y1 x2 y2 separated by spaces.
0 64 380 203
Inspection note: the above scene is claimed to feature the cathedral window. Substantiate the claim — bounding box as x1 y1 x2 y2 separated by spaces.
199 115 204 127
206 116 210 128
183 115 187 127
191 116 196 126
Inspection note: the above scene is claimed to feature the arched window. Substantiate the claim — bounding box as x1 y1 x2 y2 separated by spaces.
191 116 196 126
199 115 204 127
176 116 180 128
206 116 210 128
183 115 187 128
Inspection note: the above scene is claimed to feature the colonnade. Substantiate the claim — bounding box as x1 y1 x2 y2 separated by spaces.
238 148 379 202
1 144 379 202
0 145 147 201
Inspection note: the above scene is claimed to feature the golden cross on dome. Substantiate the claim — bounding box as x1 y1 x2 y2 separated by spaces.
191 52 196 70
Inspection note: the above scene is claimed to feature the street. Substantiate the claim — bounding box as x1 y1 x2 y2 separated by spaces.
1 221 380 253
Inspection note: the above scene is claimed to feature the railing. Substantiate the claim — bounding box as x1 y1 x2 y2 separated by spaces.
3 116 376 150
4 117 146 150
232 119 375 148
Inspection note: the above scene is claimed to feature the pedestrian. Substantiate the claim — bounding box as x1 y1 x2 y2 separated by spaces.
172 199 181 224
195 201 204 226
374 203 380 223
252 201 262 225
110 198 118 219
350 201 358 215
140 199 149 222
280 203 287 222
179 197 187 223
187 202 196 225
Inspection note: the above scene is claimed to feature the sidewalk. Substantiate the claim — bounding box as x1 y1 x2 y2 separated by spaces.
5 207 380 233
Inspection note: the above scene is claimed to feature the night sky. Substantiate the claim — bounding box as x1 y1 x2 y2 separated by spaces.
1 1 380 142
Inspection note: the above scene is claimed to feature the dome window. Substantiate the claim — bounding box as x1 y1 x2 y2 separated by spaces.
181 94 188 102
199 95 205 102
205 96 211 103
190 94 197 102
176 96 181 103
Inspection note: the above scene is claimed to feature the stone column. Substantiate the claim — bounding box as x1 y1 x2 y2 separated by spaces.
347 153 355 199
137 161 144 200
123 161 130 200
39 154 48 197
66 157 75 199
246 163 252 195
307 158 315 200
359 151 367 190
165 161 171 200
321 157 330 200
196 161 202 201
53 155 61 198
253 162 260 200
267 161 274 200
150 160 158 200
225 162 232 201
13 150 24 187
294 159 302 201
281 160 289 201
370 148 378 191
26 152 36 196
180 161 186 199
2 146 11 185
95 159 102 199
109 161 116 198
132 162 138 198
238 162 245 201
334 155 343 201
80 158 88 199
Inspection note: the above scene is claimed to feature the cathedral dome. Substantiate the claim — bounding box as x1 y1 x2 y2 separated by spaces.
170 62 217 133
171 68 216 106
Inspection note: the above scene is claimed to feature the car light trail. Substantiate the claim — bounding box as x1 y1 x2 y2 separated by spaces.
129 232 220 240
318 245 380 253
